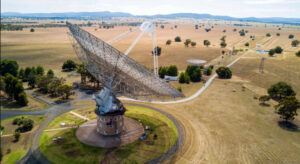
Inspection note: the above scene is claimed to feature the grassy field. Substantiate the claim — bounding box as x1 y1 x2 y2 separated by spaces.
0 92 49 111
39 105 178 164
0 115 46 164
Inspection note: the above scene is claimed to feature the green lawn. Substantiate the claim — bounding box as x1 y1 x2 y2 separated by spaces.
39 105 178 164
0 115 46 164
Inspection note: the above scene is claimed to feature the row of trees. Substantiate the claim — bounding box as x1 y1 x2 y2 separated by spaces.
158 65 178 78
0 60 28 106
178 65 205 84
220 36 227 48
216 67 232 79
291 40 299 47
184 39 197 47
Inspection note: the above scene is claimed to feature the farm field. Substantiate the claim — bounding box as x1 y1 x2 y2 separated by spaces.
1 20 300 164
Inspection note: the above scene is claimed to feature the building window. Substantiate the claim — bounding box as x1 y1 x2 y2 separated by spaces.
120 122 122 126
115 130 119 134
97 128 99 132
119 116 122 120
100 117 102 121
114 117 118 121
104 118 107 122
104 131 108 135
99 123 102 128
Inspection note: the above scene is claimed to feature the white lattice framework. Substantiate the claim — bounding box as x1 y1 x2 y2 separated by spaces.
67 22 184 99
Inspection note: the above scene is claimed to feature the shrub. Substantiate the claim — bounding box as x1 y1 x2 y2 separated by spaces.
36 66 44 76
296 50 300 57
56 84 74 99
274 46 283 54
184 39 191 47
0 59 19 77
275 96 300 121
268 82 296 101
205 67 212 75
47 69 55 78
14 132 20 141
166 40 172 45
167 65 178 76
266 33 271 37
174 36 181 42
220 41 227 48
239 29 245 36
205 28 211 32
245 42 249 47
191 41 196 47
177 86 182 92
259 95 270 105
62 60 77 71
203 40 210 47
291 40 300 47
216 67 232 79
276 33 280 36
288 34 294 39
152 46 162 56
269 49 275 56
30 28 34 32
233 28 237 32
158 66 168 78
179 72 186 84
17 92 28 106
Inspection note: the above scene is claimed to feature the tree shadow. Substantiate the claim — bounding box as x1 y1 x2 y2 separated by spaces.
278 121 300 132
259 103 270 107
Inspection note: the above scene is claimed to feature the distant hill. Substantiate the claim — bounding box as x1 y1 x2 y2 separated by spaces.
2 11 300 24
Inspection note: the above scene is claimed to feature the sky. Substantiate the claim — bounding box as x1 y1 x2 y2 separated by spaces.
2 0 300 18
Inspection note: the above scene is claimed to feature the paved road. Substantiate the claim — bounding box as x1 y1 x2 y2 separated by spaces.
120 50 251 104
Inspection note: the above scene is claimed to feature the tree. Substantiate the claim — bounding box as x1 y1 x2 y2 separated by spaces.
268 82 296 101
186 66 201 82
179 72 186 83
16 92 28 106
31 66 36 75
0 76 5 91
288 34 294 39
174 36 181 42
276 33 280 36
275 96 299 122
30 28 35 32
274 46 283 54
203 40 210 47
37 75 52 93
296 50 300 57
223 29 226 33
177 86 182 92
18 68 25 80
259 95 270 105
216 67 232 79
47 69 55 78
166 40 172 45
266 33 271 37
233 28 237 32
190 68 202 82
205 28 211 32
158 66 168 79
174 25 178 28
56 84 74 99
245 42 249 47
0 59 19 77
195 24 198 29
167 65 178 76
239 29 245 36
160 25 164 29
205 67 212 76
220 36 226 42
269 49 275 56
4 74 19 100
220 41 227 48
48 77 65 96
184 73 190 84
62 60 77 71
14 81 24 101
152 46 162 56
24 67 32 81
291 40 300 47
191 42 196 47
184 39 191 47
76 64 87 83
28 72 37 88
14 132 20 141
36 66 44 76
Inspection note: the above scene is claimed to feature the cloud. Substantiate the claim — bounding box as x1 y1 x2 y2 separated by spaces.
244 0 300 4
